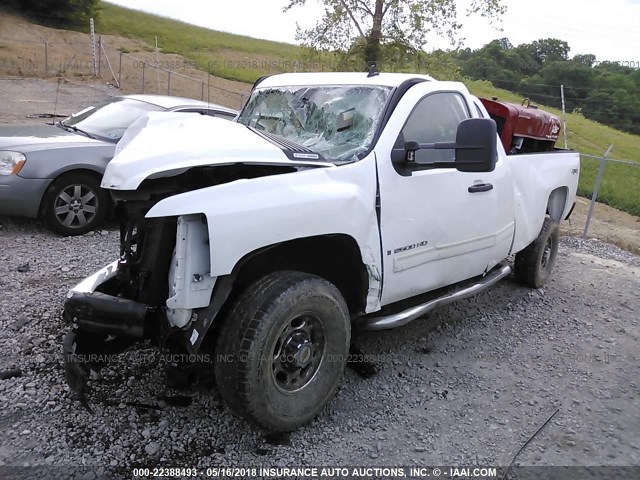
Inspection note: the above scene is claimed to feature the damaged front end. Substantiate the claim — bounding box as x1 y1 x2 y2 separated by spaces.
63 200 179 407
61 108 366 409
62 163 302 408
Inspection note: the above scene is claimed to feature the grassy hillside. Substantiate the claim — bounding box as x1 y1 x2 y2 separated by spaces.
469 81 640 216
96 2 639 215
96 2 301 83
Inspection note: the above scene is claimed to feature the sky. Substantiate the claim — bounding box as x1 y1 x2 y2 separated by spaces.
105 0 640 63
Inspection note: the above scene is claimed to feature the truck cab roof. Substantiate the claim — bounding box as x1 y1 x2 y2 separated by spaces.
257 72 437 88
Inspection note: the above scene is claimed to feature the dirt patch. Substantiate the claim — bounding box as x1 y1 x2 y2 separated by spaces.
561 196 640 255
0 77 115 124
0 11 251 110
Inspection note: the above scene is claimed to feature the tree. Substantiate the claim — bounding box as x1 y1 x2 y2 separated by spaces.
452 36 640 136
517 38 570 67
496 37 513 50
460 38 539 86
4 0 99 26
573 54 596 68
284 0 506 68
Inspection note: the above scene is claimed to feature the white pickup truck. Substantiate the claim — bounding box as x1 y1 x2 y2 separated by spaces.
63 71 579 432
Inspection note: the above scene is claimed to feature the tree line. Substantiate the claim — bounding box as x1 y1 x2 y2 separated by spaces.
288 1 638 135
454 38 640 135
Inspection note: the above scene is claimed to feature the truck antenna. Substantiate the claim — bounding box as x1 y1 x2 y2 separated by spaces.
367 64 380 78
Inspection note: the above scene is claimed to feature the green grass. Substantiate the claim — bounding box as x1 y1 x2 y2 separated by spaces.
468 80 640 216
96 2 302 83
95 2 640 215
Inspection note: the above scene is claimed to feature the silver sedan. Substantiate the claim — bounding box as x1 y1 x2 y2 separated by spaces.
0 95 237 235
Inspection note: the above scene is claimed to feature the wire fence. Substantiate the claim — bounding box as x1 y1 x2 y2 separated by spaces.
101 41 249 110
578 150 640 236
0 36 250 110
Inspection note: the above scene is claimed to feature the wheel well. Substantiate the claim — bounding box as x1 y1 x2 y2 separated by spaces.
546 187 568 223
233 235 369 314
39 169 106 216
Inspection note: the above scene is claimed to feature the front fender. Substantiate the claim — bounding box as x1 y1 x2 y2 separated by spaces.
145 159 381 280
19 146 114 179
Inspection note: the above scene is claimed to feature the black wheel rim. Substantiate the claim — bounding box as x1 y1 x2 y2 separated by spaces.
271 312 326 394
53 184 98 229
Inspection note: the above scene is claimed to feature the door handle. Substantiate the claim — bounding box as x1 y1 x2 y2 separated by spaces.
468 183 493 193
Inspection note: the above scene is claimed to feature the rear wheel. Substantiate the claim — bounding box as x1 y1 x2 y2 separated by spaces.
515 217 559 288
43 172 108 236
214 271 350 432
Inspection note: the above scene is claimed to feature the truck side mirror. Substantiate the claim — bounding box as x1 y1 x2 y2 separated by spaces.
454 118 497 173
394 118 497 171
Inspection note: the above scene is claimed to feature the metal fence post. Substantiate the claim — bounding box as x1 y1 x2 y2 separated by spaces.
141 62 145 94
118 51 122 88
44 42 48 75
167 71 171 96
201 82 205 101
560 85 568 149
98 36 102 76
583 145 614 238
90 18 97 76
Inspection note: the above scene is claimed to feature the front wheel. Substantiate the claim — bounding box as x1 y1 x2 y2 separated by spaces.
214 271 350 432
514 217 559 288
43 172 108 236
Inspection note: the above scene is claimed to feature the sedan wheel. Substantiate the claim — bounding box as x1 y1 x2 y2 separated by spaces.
44 173 108 236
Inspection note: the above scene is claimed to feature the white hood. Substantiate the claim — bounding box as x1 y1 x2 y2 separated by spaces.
102 112 333 190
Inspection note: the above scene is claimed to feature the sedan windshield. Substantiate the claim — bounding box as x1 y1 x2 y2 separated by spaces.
62 98 165 142
237 85 392 162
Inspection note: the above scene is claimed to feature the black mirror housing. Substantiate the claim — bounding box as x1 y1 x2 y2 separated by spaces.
395 118 497 171
455 118 498 173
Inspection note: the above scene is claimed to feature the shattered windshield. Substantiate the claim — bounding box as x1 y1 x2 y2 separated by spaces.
237 85 392 162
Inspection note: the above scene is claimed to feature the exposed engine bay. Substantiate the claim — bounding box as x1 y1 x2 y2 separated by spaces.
62 162 303 406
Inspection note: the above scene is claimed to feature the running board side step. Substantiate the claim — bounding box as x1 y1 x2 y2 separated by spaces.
358 263 511 331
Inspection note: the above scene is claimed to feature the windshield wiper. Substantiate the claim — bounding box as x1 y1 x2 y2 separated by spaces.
58 121 96 139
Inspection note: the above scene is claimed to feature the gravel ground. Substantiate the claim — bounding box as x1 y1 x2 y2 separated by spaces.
0 216 638 479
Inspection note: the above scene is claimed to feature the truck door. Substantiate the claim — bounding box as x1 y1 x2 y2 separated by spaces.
376 85 515 306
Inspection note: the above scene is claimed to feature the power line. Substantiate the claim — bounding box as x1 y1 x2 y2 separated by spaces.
476 78 640 96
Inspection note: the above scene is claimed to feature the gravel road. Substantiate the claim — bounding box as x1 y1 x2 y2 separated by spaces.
0 216 638 479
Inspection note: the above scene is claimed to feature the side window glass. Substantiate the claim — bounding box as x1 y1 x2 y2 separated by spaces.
400 93 470 166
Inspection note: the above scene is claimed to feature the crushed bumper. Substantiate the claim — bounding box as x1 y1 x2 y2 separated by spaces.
64 259 149 340
63 261 150 406
65 292 148 338
66 260 118 298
